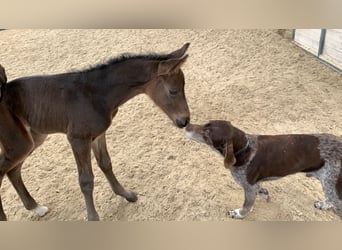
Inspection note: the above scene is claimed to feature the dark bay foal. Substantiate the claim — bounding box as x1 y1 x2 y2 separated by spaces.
0 43 190 221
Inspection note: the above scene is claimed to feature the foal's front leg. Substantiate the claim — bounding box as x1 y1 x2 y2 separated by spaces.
92 133 137 202
68 136 99 221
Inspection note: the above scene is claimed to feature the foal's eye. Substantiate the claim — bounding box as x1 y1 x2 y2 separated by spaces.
169 89 178 96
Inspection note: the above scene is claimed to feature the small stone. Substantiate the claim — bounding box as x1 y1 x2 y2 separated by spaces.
167 155 176 160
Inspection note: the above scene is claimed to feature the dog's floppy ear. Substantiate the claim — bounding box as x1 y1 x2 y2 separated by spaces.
222 121 236 168
223 140 236 169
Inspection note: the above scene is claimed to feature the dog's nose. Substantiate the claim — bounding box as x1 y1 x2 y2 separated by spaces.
176 117 190 128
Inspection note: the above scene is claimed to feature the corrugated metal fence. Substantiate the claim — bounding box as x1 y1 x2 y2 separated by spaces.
293 29 342 72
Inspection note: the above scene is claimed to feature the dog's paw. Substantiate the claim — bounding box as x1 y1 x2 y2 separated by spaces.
227 209 244 219
314 200 334 210
258 188 271 202
33 205 49 217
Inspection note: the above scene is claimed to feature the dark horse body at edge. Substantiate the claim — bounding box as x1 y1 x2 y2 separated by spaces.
0 43 190 221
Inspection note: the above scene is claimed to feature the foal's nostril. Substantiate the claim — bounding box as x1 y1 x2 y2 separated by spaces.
184 117 190 127
175 119 183 128
176 117 190 128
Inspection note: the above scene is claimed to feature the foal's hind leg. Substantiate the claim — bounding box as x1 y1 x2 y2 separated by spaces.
6 131 49 218
0 109 35 220
92 133 137 202
7 165 48 217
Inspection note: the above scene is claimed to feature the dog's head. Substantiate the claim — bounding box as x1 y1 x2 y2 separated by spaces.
185 120 236 168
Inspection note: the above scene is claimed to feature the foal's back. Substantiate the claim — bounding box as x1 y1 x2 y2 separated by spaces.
5 74 73 133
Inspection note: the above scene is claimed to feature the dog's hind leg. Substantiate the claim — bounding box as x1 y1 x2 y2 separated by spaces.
314 200 334 210
333 162 342 219
228 184 258 219
258 185 271 202
92 133 137 202
315 162 342 219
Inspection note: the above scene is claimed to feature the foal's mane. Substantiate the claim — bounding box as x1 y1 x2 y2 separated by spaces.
79 52 172 73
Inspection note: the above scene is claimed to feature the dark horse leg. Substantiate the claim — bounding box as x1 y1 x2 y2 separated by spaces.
92 133 137 202
6 131 49 217
0 107 36 220
67 136 99 221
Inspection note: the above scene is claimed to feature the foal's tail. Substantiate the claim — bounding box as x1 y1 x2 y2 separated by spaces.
0 64 7 102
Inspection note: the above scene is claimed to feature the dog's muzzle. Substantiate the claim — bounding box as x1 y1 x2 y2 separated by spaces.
185 124 205 143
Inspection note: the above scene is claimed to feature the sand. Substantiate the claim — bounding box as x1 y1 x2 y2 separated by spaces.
0 29 341 221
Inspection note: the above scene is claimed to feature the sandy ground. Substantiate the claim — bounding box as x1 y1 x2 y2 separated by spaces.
0 29 342 221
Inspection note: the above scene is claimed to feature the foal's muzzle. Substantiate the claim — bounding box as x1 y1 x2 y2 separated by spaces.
176 117 190 128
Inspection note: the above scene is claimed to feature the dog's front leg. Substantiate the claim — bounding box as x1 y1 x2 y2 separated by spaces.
228 185 258 219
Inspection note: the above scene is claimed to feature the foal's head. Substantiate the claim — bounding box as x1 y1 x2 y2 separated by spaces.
146 43 191 128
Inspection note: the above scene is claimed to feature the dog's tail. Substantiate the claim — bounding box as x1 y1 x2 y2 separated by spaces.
0 64 7 102
336 159 342 199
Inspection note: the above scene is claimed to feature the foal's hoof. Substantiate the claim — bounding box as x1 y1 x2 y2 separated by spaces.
88 213 100 221
33 205 49 217
0 214 7 221
125 192 138 202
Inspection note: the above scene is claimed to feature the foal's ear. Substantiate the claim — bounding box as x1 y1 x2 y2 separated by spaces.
168 43 190 59
157 55 188 76
224 141 236 169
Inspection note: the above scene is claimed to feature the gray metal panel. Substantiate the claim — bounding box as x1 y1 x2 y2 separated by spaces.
293 29 321 55
321 29 342 70
293 29 342 71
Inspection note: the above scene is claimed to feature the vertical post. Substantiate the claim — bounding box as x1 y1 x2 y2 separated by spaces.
292 29 296 40
318 29 326 56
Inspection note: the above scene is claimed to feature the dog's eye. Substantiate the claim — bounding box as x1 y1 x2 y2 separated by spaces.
216 143 226 155
203 128 210 135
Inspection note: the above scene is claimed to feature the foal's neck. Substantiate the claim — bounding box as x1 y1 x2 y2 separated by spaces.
85 60 156 111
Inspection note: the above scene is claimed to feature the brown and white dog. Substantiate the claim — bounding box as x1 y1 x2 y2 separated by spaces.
185 120 342 219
